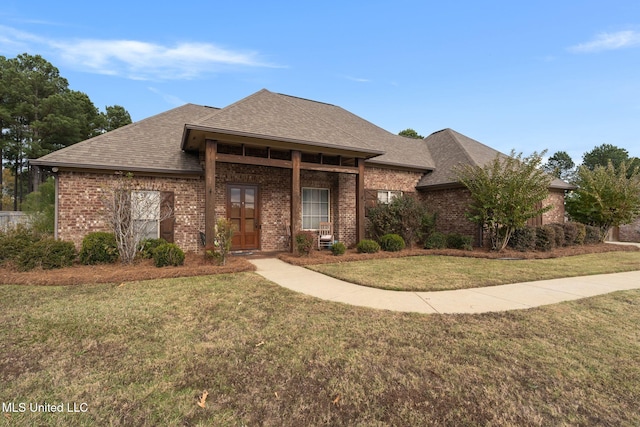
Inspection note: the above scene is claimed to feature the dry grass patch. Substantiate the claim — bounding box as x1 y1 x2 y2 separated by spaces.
1 274 640 425
307 252 640 291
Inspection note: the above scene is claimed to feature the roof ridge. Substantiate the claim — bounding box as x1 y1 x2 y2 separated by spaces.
191 90 271 125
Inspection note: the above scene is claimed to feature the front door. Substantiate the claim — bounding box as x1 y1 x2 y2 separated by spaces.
227 184 260 250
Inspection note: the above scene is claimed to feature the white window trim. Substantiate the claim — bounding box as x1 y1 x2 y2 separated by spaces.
301 187 330 231
132 190 160 240
377 190 402 204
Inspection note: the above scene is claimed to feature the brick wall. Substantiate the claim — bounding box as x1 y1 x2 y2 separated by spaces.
419 187 481 243
364 166 424 193
542 189 566 224
619 218 640 242
57 171 204 252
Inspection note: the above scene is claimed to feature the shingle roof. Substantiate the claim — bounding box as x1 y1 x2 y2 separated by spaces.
31 104 216 174
417 128 574 190
189 89 435 169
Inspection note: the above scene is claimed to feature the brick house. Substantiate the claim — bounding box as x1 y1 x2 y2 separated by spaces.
31 89 573 252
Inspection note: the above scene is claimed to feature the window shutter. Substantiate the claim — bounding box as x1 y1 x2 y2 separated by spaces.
160 191 175 243
365 189 378 209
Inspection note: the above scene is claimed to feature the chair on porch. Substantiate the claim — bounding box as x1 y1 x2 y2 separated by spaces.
318 221 334 250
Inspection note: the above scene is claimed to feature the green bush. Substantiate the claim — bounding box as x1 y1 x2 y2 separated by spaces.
584 225 602 244
366 195 435 247
0 225 40 264
562 222 578 246
17 238 77 271
152 243 185 267
574 222 587 245
295 231 315 256
379 233 405 252
138 238 168 259
535 225 556 252
331 241 346 256
79 232 119 265
445 233 473 251
508 227 536 252
357 239 380 253
549 223 565 248
424 232 447 249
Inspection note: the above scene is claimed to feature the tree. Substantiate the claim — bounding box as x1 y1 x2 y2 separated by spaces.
100 173 173 264
454 150 553 251
98 105 132 133
398 128 424 139
582 143 630 170
543 151 575 181
566 161 640 242
22 176 55 233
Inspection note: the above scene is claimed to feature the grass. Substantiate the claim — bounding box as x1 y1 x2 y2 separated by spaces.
306 252 640 291
1 273 640 425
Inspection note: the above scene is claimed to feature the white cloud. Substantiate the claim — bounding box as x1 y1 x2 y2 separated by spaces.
0 25 281 80
147 87 187 106
569 30 640 53
344 75 372 83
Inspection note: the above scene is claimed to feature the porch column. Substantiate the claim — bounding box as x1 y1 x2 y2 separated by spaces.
356 158 365 243
290 150 301 252
205 139 217 247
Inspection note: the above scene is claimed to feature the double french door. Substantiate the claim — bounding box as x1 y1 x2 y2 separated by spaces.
227 185 260 250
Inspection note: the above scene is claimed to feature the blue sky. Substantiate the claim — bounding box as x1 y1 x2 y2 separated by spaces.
1 1 639 163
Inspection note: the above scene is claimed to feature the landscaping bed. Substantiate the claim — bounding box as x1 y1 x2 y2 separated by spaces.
279 242 640 266
0 252 255 286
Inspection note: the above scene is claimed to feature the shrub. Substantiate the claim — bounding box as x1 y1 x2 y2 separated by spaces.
549 223 565 248
79 232 119 265
357 239 380 253
379 234 405 252
574 222 586 245
508 227 536 252
205 218 236 265
138 238 168 259
535 225 556 252
0 225 40 264
584 225 602 244
562 222 579 246
445 233 473 251
295 231 315 256
152 243 185 267
424 232 447 249
17 238 77 271
331 242 346 256
366 194 435 247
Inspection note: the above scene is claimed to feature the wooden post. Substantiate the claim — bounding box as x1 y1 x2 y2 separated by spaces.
205 139 217 247
290 150 301 252
356 158 365 243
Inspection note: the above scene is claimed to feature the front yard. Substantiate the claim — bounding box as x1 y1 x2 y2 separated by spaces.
306 251 640 291
2 270 640 425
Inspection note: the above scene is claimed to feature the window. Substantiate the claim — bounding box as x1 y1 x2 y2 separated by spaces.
377 190 402 204
132 190 160 240
302 188 329 230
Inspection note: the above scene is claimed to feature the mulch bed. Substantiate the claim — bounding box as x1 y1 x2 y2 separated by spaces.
0 253 255 286
278 243 640 266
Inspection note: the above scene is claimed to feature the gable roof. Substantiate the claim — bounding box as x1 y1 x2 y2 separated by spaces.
184 89 435 170
417 128 574 190
31 104 216 174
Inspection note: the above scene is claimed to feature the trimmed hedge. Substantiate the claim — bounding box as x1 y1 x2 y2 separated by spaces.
331 242 346 256
549 223 565 248
445 233 473 251
508 227 536 252
379 234 405 252
562 222 578 246
17 238 77 271
584 225 602 244
79 232 119 265
535 225 556 252
574 222 587 245
0 225 40 264
424 232 447 249
357 239 380 253
152 243 185 267
138 238 168 259
295 231 315 256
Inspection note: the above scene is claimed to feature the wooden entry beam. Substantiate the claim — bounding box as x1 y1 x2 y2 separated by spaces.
290 150 301 252
205 139 217 246
356 158 365 243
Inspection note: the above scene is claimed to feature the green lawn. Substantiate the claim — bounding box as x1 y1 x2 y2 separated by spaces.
1 273 640 426
307 252 640 291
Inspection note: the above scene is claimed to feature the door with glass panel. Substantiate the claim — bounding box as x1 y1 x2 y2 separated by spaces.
227 185 259 250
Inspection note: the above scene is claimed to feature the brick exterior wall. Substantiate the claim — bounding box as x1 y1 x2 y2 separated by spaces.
542 189 567 224
419 188 481 243
364 166 424 194
57 171 204 252
619 218 640 242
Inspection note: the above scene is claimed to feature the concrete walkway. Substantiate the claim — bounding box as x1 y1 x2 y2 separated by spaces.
249 258 640 314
